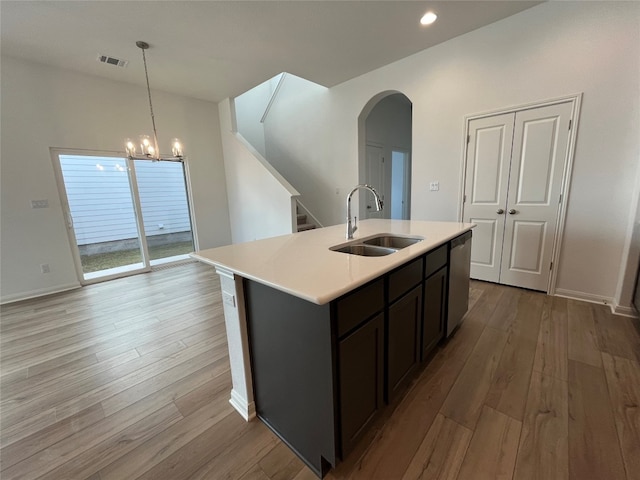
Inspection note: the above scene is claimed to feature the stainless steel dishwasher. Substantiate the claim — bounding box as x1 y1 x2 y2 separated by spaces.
447 231 472 337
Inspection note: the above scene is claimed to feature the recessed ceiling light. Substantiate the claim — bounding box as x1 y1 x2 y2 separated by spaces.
420 11 438 26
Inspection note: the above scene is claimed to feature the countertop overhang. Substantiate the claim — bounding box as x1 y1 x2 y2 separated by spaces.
192 219 474 305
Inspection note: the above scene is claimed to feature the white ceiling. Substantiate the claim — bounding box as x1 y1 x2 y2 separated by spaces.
1 1 541 103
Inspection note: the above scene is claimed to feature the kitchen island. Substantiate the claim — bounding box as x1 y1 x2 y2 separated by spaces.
192 219 473 477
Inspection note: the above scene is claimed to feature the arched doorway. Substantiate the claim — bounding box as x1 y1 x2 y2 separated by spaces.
358 92 412 220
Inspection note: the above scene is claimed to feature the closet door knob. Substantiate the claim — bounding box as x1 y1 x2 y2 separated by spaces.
496 209 504 214
509 209 517 215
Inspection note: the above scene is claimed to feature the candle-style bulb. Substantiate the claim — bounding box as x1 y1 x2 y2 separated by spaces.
171 138 184 158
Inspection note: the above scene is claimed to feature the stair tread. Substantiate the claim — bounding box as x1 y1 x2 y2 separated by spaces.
297 223 316 231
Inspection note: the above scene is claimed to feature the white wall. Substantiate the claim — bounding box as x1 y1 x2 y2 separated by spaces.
234 74 283 158
261 2 640 308
263 74 335 223
364 94 412 218
219 99 299 244
365 94 411 150
1 56 231 303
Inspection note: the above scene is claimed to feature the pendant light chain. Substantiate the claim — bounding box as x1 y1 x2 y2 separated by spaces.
124 41 184 161
140 46 160 158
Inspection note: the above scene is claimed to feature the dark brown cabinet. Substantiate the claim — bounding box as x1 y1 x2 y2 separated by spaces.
422 267 447 359
338 312 384 457
244 280 336 478
335 278 385 457
243 238 466 478
387 284 422 402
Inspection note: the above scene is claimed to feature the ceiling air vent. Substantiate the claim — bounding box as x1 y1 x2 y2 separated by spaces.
97 55 128 68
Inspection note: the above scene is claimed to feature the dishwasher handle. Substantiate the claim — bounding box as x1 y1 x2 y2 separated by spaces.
451 230 472 249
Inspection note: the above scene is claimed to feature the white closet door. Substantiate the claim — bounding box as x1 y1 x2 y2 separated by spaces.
463 113 515 283
499 102 573 290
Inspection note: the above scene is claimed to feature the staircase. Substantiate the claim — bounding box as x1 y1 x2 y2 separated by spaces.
297 209 317 232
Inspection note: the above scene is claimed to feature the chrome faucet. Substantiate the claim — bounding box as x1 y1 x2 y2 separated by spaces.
346 184 383 239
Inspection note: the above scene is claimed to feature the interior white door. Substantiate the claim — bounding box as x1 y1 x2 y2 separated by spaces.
499 102 572 290
365 144 385 219
463 113 515 283
463 101 573 291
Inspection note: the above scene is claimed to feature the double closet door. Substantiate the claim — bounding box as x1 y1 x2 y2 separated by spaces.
463 101 574 292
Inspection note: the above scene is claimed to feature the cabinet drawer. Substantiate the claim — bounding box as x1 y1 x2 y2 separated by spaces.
336 278 384 338
388 257 423 304
425 244 448 278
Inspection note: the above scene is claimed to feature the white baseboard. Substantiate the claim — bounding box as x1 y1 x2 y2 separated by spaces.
1 282 81 305
554 288 613 306
229 389 256 421
612 303 639 319
554 288 639 318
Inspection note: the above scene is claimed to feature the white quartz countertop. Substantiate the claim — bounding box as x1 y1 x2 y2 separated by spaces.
192 219 474 305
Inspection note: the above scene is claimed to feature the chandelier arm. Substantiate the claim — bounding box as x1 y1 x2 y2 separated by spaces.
141 46 160 158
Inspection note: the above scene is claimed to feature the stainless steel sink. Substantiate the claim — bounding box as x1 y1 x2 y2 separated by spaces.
331 244 397 257
362 235 423 249
330 234 424 257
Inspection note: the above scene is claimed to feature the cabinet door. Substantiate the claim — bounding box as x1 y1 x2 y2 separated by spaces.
423 267 447 359
338 312 384 458
387 285 422 402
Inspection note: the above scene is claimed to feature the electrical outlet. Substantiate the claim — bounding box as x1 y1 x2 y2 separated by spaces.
429 182 439 191
31 199 49 209
40 264 50 274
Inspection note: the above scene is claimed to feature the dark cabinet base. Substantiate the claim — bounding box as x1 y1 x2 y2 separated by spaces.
244 280 336 477
258 415 334 478
242 234 471 478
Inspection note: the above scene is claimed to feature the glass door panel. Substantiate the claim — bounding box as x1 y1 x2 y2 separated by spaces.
58 155 146 281
133 160 195 266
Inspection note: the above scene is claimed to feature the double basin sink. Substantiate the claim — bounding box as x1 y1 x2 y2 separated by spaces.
330 234 424 257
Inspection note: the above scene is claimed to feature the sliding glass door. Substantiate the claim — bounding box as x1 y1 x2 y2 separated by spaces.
54 152 194 284
58 155 146 281
134 160 194 266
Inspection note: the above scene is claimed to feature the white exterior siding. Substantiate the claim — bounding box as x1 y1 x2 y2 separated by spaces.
60 155 191 245
135 160 192 238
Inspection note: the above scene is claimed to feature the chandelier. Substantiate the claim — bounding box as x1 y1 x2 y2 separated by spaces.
125 41 184 161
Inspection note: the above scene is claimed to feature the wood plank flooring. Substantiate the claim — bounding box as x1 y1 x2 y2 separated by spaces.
1 263 639 480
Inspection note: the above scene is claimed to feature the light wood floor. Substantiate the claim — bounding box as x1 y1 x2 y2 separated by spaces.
1 263 638 480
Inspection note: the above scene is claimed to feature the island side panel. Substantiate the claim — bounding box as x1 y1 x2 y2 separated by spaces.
244 279 336 477
215 267 256 420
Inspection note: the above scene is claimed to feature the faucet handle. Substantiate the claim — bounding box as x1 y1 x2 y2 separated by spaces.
353 216 358 233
